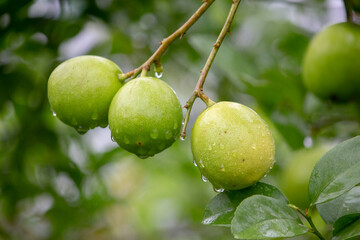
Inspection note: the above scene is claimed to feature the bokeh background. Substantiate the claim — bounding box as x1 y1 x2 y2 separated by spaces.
1 0 359 239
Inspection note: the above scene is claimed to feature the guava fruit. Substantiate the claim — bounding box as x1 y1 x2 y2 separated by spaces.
48 55 123 133
280 146 330 209
303 22 360 101
191 101 275 190
108 76 183 158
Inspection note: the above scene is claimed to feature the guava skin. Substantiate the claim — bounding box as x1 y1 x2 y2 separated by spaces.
108 76 183 159
303 22 360 101
191 102 275 190
48 55 123 133
280 146 329 209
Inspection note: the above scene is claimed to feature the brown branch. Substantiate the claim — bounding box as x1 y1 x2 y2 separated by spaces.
180 0 242 139
118 0 216 81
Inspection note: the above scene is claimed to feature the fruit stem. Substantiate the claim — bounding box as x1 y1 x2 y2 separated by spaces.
343 0 354 22
141 67 148 77
181 0 242 139
289 204 326 240
117 0 215 81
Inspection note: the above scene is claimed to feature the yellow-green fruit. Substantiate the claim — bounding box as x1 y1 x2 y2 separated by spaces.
281 146 329 209
191 102 275 190
108 77 183 158
303 22 360 101
48 55 123 133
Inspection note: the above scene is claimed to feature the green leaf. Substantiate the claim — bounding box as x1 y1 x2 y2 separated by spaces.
203 182 288 227
317 186 360 224
309 136 360 205
333 213 360 236
333 218 360 240
231 195 308 239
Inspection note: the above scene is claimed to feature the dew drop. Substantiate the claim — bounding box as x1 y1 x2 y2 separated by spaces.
138 155 149 159
52 111 57 117
91 112 98 120
111 135 116 142
303 136 313 148
155 71 163 78
165 130 172 139
220 164 225 172
199 159 205 168
150 129 158 139
201 174 208 182
193 160 198 167
180 135 186 141
76 126 88 135
213 187 224 193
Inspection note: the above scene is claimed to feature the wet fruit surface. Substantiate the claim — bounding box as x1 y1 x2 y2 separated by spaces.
303 22 360 101
48 55 123 133
108 76 183 158
191 101 275 190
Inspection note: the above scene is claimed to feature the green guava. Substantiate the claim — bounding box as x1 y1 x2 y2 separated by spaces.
191 101 275 190
303 22 360 101
280 146 329 209
48 55 123 134
108 76 183 159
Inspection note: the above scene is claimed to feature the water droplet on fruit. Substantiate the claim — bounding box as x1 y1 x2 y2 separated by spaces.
91 112 98 120
139 155 149 159
180 135 185 141
76 126 88 135
111 135 116 142
213 187 224 193
155 71 163 78
99 122 108 128
199 159 205 168
220 164 225 171
193 160 197 167
52 111 57 117
165 130 172 139
220 143 224 150
201 174 208 182
124 136 130 144
150 129 158 139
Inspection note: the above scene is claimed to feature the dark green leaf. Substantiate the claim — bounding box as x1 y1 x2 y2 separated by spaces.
333 218 360 240
317 186 360 224
333 213 360 236
203 182 287 227
231 195 308 239
309 136 360 205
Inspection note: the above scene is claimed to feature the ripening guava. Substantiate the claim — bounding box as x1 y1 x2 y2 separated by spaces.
280 146 329 209
191 101 275 190
48 55 123 134
108 76 183 159
303 22 360 101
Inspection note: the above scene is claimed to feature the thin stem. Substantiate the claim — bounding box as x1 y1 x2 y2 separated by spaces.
344 0 353 22
289 204 326 240
181 0 242 139
118 0 215 81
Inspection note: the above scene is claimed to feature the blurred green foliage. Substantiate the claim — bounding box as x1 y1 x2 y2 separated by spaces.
0 0 359 239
